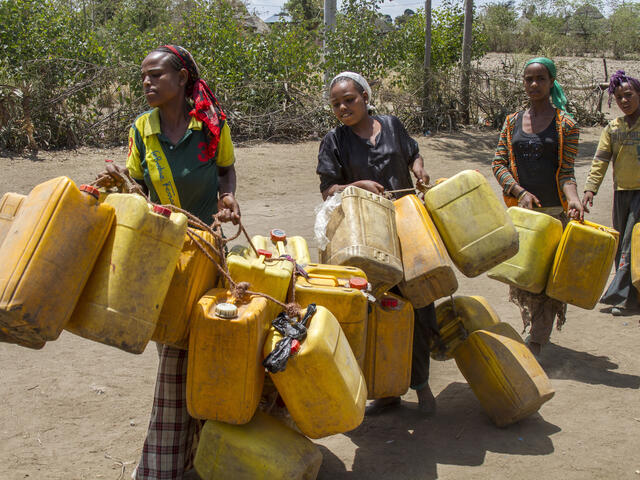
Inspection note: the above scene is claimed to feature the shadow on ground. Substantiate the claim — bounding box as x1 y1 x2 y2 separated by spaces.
317 382 560 479
540 342 640 389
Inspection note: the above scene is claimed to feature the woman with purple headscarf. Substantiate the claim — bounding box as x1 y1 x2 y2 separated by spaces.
583 70 640 316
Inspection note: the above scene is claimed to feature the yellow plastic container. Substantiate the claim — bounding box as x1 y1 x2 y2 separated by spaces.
320 186 403 296
631 223 640 291
394 194 458 308
249 229 312 265
226 252 294 319
294 263 369 367
264 305 367 438
546 220 619 309
0 178 114 346
0 324 45 349
194 412 322 480
187 288 270 424
151 230 219 349
364 292 414 399
424 170 519 277
66 194 187 354
0 192 40 348
431 295 500 361
0 192 26 245
488 207 563 293
454 322 555 427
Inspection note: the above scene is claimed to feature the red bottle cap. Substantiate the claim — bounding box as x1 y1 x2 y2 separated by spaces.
104 159 114 163
381 297 399 308
270 228 286 242
152 205 172 218
79 184 100 199
349 277 368 290
290 339 301 354
256 249 272 258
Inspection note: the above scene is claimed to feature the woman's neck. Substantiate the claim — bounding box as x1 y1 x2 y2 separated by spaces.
350 115 374 138
158 97 190 137
528 98 555 116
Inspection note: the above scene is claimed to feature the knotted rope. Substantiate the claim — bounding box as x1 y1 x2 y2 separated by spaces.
92 167 302 319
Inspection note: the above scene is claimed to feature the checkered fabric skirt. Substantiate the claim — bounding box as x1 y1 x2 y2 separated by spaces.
134 344 203 480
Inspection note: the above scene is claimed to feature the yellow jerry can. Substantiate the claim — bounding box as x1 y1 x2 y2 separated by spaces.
193 412 323 480
424 170 519 277
393 194 458 308
488 207 563 293
248 229 312 265
363 292 414 399
631 223 640 291
187 288 270 424
0 179 114 346
431 295 500 361
66 194 187 354
264 305 367 438
0 324 45 349
294 263 369 366
320 186 403 296
0 192 26 245
546 220 619 309
226 251 294 319
454 322 555 427
151 229 219 349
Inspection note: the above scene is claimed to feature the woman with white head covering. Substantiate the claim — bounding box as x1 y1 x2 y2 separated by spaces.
316 71 437 415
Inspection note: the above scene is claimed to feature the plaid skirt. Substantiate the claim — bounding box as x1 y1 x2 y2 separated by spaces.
134 344 203 480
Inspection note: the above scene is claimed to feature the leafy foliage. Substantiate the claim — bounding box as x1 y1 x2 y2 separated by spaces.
0 0 635 151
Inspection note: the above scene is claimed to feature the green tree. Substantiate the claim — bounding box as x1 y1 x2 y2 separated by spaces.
284 0 323 27
607 2 640 58
479 1 518 52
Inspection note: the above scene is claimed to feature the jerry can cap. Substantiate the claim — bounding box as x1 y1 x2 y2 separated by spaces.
79 184 100 199
256 249 272 258
215 302 238 319
152 205 172 218
290 339 301 354
270 228 286 242
381 297 399 308
349 277 368 290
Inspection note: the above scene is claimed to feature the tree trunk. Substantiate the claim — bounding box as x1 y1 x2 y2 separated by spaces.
460 0 473 125
422 0 432 131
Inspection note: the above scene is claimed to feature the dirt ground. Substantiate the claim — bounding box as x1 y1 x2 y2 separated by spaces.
1 117 639 479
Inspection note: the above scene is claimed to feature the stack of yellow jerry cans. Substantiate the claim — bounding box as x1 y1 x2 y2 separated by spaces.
0 178 115 349
432 296 555 427
488 208 619 308
191 228 367 479
317 171 559 428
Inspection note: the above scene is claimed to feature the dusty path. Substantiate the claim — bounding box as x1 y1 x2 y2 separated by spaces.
0 125 639 480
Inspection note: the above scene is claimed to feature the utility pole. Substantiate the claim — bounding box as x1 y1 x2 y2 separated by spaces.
422 0 432 131
324 0 337 89
460 0 473 124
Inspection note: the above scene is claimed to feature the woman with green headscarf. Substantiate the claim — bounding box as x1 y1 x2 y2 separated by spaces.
492 57 583 357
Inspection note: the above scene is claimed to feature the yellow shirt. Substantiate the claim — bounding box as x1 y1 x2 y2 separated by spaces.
584 116 640 193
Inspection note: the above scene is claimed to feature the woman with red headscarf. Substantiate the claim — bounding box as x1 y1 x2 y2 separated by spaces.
101 45 240 480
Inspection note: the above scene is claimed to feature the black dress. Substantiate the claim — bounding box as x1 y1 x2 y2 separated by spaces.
317 115 419 197
316 114 436 390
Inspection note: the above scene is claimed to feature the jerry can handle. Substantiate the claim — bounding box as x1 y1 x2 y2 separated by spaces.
305 273 340 287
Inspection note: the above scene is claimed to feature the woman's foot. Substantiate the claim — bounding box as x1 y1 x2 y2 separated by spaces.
416 385 437 415
365 396 401 415
527 340 542 357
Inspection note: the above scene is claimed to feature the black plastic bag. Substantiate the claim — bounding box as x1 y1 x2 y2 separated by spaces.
263 304 317 373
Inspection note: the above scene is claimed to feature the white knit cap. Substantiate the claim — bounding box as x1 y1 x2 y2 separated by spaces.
330 71 372 103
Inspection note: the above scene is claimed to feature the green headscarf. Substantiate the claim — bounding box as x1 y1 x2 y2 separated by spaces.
524 57 569 113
